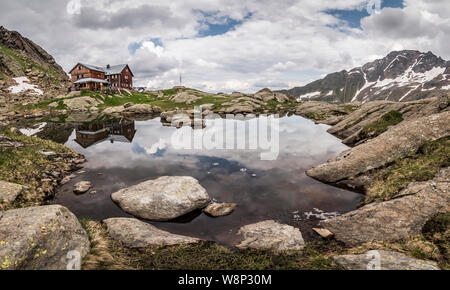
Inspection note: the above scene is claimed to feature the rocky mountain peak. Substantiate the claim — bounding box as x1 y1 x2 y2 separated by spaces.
0 26 70 106
0 26 57 66
279 50 449 103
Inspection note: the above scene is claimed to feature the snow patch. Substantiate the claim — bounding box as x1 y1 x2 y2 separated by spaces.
297 91 321 101
352 71 375 102
441 85 450 90
8 77 43 95
352 61 446 101
399 85 420 101
374 65 445 89
19 122 47 136
384 55 407 72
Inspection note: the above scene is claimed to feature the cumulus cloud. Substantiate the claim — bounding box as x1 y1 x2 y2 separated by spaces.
361 8 440 39
73 5 184 30
0 0 448 92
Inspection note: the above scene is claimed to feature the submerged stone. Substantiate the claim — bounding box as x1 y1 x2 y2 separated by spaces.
203 203 237 217
73 181 91 194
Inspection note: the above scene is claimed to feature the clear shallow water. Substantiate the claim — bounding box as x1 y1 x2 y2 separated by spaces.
51 115 362 246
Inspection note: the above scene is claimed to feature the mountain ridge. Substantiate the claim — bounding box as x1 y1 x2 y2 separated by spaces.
0 26 70 106
278 50 450 103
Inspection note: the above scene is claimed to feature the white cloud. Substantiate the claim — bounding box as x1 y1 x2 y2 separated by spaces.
0 0 448 93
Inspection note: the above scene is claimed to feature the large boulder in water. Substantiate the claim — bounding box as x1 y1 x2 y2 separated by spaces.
0 205 90 270
111 176 211 221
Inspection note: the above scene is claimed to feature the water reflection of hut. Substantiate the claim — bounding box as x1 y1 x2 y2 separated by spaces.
74 118 136 148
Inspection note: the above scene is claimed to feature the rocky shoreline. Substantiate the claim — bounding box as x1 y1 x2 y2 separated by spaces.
0 88 448 270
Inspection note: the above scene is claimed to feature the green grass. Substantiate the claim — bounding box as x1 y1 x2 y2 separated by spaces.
338 104 359 114
0 43 58 79
305 112 328 120
357 110 404 140
191 95 234 109
0 43 28 69
422 213 450 269
80 220 340 270
0 129 79 209
162 88 178 96
366 137 450 203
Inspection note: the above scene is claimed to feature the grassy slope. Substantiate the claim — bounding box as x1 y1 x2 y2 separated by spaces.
0 43 58 80
0 129 79 209
300 103 360 121
356 110 404 141
366 137 450 204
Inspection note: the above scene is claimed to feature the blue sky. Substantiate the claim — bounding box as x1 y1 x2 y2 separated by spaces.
129 38 163 55
198 17 244 37
197 11 252 37
129 2 406 55
327 0 404 28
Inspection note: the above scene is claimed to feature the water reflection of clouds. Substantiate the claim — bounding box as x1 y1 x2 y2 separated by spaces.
66 116 348 173
59 115 363 243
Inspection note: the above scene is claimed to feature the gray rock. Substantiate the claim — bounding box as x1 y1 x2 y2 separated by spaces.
328 95 449 145
0 180 27 202
334 250 439 270
0 205 90 270
295 101 357 124
61 174 75 185
123 104 160 115
320 168 450 246
103 218 200 248
103 106 125 115
111 176 211 221
168 90 203 103
63 96 102 111
123 102 134 108
200 103 215 111
254 88 289 103
221 104 258 114
236 220 305 253
0 134 23 149
307 111 450 186
204 203 237 217
73 181 91 194
312 228 334 239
